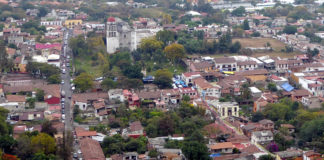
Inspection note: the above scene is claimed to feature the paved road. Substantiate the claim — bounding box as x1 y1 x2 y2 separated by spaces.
61 28 73 131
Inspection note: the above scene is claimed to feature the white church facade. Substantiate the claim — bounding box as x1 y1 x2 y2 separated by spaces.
106 17 162 54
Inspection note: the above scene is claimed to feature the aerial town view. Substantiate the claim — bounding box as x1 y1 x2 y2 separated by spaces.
1 0 324 159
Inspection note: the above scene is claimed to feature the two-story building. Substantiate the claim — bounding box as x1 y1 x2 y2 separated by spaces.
214 57 237 71
208 142 234 154
251 130 273 144
193 78 221 98
237 61 257 71
213 101 239 118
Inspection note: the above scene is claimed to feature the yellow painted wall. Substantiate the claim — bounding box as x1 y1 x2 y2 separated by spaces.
64 19 82 28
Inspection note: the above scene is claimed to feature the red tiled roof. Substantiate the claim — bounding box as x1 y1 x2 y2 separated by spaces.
72 92 108 103
130 121 143 132
49 105 61 111
270 75 281 81
193 77 213 89
6 95 26 102
80 138 105 160
75 127 97 137
13 125 26 134
35 43 61 50
45 96 60 105
209 142 233 150
182 72 201 77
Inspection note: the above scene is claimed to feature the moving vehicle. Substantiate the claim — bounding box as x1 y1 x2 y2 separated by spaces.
61 91 65 97
62 114 65 120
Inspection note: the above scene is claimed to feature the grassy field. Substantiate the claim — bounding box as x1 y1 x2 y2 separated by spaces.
233 38 286 52
74 55 102 78
203 37 300 58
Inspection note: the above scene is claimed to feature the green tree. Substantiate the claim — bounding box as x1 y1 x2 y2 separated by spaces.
230 41 241 53
162 14 172 24
38 7 48 17
73 73 94 92
41 120 57 137
47 74 61 84
181 141 210 160
153 69 173 89
101 78 117 91
232 6 246 17
32 152 56 160
252 112 264 122
232 27 244 38
140 37 163 54
36 89 45 101
0 135 16 154
148 149 158 158
122 64 143 79
182 95 191 102
243 19 250 30
259 154 275 160
31 133 56 155
26 98 36 108
164 43 186 63
267 83 278 92
283 25 297 34
156 30 176 45
218 32 232 53
102 134 124 156
15 135 33 159
0 45 11 72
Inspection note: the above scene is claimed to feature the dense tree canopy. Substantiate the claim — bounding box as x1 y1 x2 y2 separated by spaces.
73 72 94 92
153 69 173 89
164 43 186 63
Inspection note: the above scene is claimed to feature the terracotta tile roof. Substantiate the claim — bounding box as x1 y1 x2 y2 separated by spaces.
193 61 214 70
80 138 105 160
305 151 321 157
13 125 26 134
182 72 201 77
237 61 257 66
208 142 234 150
193 77 213 89
240 144 261 154
35 43 61 50
236 69 269 76
270 75 282 80
161 89 180 96
52 122 64 133
292 89 310 97
75 127 97 137
227 134 250 143
130 121 143 132
259 119 273 125
6 95 26 102
281 124 295 129
4 84 61 98
137 91 161 100
275 60 289 65
72 92 108 103
110 154 123 160
214 57 236 63
93 100 105 109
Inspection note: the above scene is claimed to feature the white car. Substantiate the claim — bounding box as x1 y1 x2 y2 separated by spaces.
61 80 65 84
